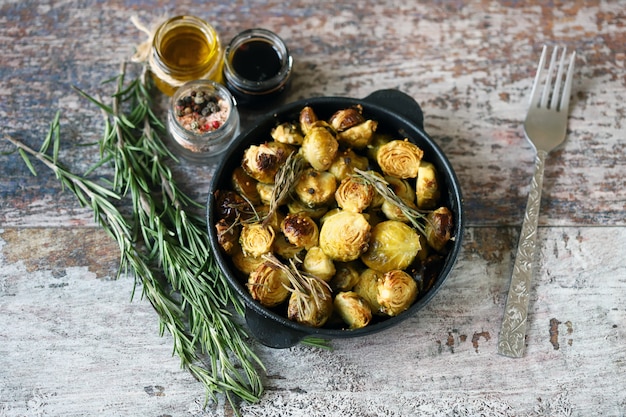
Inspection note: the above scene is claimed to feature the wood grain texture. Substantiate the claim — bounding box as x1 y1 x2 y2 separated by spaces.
1 1 625 416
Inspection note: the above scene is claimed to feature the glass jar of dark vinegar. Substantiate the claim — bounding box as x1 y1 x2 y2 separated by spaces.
222 28 293 106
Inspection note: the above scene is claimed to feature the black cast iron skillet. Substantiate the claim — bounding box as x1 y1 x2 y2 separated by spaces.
207 89 464 348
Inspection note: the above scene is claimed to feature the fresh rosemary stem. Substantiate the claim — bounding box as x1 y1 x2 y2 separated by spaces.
7 61 265 411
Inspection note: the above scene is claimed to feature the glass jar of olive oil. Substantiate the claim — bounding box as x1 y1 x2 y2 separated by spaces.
150 15 224 96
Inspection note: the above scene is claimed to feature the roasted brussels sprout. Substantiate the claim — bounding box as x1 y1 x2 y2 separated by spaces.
329 106 365 132
319 210 371 262
231 166 261 205
300 123 339 171
231 247 265 275
271 122 304 145
337 119 378 149
335 176 375 213
242 141 294 184
286 198 329 219
416 161 440 209
256 182 274 205
247 261 291 307
215 218 239 255
330 261 361 292
361 220 421 273
287 277 333 327
328 148 370 181
299 106 319 135
214 190 254 223
385 175 415 203
353 268 383 314
294 168 337 208
377 269 418 316
424 206 454 252
334 291 372 329
281 212 319 250
272 232 305 260
376 139 424 179
302 246 336 282
381 197 418 223
239 222 276 257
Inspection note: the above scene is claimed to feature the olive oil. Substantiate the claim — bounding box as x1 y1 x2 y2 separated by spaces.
160 27 212 69
150 16 223 96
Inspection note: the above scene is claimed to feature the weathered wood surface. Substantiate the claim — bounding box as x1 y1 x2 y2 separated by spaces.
1 1 625 416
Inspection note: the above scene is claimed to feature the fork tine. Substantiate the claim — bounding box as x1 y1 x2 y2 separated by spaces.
559 50 576 112
528 45 548 108
549 47 567 110
540 46 560 108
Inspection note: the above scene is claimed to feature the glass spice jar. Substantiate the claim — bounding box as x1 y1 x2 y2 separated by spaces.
150 15 224 96
166 79 240 164
222 28 293 106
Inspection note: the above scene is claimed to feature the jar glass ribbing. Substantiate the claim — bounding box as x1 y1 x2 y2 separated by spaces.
167 80 240 164
151 15 224 96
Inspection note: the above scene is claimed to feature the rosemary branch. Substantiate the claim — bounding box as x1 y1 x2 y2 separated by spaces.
353 168 429 235
6 62 265 411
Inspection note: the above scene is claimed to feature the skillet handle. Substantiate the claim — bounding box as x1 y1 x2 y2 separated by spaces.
363 89 424 130
244 306 308 349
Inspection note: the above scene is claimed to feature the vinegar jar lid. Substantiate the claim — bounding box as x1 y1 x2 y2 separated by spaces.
222 28 293 106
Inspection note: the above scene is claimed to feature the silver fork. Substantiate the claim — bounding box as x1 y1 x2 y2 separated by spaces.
497 45 576 358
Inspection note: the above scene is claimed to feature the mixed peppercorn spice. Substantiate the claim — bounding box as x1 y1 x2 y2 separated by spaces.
174 89 230 134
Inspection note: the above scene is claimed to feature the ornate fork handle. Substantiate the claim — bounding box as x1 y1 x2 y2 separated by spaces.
497 150 547 358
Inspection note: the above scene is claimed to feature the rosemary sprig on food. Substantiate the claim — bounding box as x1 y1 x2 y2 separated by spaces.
262 151 305 226
353 168 429 235
6 62 264 411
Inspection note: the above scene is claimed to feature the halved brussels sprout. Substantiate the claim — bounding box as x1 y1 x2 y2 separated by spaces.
319 210 371 262
256 182 274 205
299 106 319 135
380 197 418 223
294 168 337 208
271 122 304 145
424 206 454 252
231 166 261 205
337 119 378 149
302 246 336 282
300 122 339 171
416 161 440 209
329 105 365 132
242 141 294 184
377 269 418 316
281 212 320 250
239 222 276 257
214 190 255 223
231 246 265 275
376 139 424 179
328 148 370 181
361 220 421 272
247 261 291 307
334 291 372 329
286 198 329 219
287 277 333 327
353 268 383 314
330 261 362 292
385 175 415 203
335 176 375 213
215 218 239 255
272 232 305 261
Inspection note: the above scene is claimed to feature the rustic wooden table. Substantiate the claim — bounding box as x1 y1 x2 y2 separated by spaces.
1 1 625 416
